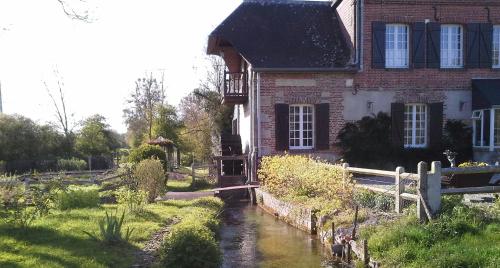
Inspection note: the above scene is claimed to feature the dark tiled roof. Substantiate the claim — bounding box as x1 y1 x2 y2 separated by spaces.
208 0 352 69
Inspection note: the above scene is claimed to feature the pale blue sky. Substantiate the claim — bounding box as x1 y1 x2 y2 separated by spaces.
0 0 241 133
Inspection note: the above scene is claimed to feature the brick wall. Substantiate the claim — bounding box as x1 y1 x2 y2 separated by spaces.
258 72 353 159
256 1 500 160
357 1 500 92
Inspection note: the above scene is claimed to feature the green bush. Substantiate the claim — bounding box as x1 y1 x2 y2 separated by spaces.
84 210 134 245
55 186 100 210
57 158 87 171
160 221 221 268
115 186 148 213
443 120 472 164
133 159 166 202
337 115 470 170
353 190 394 212
337 113 394 168
128 144 167 167
258 154 354 213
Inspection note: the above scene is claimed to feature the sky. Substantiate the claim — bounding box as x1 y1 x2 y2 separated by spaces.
0 0 241 133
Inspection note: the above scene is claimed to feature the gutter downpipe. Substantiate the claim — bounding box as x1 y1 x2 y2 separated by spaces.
255 71 261 183
358 0 364 70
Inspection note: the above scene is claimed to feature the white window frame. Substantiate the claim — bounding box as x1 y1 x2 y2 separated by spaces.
404 104 427 148
385 24 409 68
440 24 464 68
472 108 500 150
289 104 314 150
493 26 500 68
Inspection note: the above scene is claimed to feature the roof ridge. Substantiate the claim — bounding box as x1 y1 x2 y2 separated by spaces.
243 0 331 5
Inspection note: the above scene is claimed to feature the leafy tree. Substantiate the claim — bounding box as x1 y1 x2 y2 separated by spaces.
0 114 70 165
178 94 213 162
75 114 120 157
194 56 233 135
0 114 41 161
123 73 165 145
152 104 182 145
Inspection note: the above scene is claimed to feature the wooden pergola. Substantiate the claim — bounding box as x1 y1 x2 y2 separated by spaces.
148 136 180 169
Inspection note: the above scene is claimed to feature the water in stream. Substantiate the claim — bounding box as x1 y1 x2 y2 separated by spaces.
220 202 333 268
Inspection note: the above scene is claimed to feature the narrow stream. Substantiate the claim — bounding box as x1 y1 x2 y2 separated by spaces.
220 202 332 268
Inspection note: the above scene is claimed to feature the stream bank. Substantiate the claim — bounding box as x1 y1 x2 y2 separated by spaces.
219 201 334 268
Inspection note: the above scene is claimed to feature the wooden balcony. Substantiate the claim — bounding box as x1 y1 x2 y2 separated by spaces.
223 71 248 105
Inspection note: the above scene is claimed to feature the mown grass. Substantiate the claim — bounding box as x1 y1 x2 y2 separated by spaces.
360 196 500 267
167 176 214 192
0 198 223 268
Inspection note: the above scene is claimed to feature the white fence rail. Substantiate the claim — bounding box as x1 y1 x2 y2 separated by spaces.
345 161 500 222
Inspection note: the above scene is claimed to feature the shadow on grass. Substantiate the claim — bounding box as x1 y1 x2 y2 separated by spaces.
0 261 21 268
0 225 139 267
133 209 163 222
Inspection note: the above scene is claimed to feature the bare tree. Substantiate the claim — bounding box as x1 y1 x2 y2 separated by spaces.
43 69 74 137
56 0 94 22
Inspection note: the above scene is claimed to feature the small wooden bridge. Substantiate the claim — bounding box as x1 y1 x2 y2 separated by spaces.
212 184 259 193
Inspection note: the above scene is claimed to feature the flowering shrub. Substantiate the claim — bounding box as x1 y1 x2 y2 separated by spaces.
258 154 354 211
458 161 488 168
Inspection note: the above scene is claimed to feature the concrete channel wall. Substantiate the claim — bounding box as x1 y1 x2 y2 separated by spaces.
254 188 317 234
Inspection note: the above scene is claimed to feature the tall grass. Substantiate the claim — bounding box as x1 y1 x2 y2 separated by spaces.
360 196 500 267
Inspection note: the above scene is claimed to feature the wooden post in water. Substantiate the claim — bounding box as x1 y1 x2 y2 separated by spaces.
362 239 369 266
351 205 359 239
331 221 335 243
395 166 405 213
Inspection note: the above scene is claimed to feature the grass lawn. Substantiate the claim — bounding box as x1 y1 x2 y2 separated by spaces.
0 199 220 268
167 175 214 192
360 197 500 267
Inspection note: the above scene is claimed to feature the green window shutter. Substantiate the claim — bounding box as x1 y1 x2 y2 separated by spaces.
429 103 444 149
426 22 441 68
391 103 405 148
275 104 289 151
315 103 330 150
372 22 386 69
479 23 493 68
412 22 426 68
466 23 480 68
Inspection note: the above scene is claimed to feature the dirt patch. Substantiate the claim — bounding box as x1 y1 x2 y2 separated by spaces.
132 217 180 267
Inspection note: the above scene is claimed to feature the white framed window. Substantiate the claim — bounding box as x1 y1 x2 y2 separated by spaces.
471 108 500 148
385 24 409 68
289 105 314 149
404 104 427 148
493 26 500 68
441 25 463 68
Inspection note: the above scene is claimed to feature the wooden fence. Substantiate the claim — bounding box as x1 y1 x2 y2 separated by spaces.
344 161 500 222
0 169 122 188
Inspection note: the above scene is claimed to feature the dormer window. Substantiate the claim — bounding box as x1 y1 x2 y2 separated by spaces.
385 24 409 68
441 25 464 68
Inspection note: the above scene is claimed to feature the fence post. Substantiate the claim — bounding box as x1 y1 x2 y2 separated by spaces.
428 161 442 214
191 162 196 186
24 176 30 195
342 163 350 188
395 166 405 213
417 161 428 222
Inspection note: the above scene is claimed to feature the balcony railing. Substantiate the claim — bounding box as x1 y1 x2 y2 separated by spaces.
223 71 248 104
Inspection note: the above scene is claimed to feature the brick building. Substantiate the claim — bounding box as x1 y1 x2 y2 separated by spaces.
207 0 500 181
